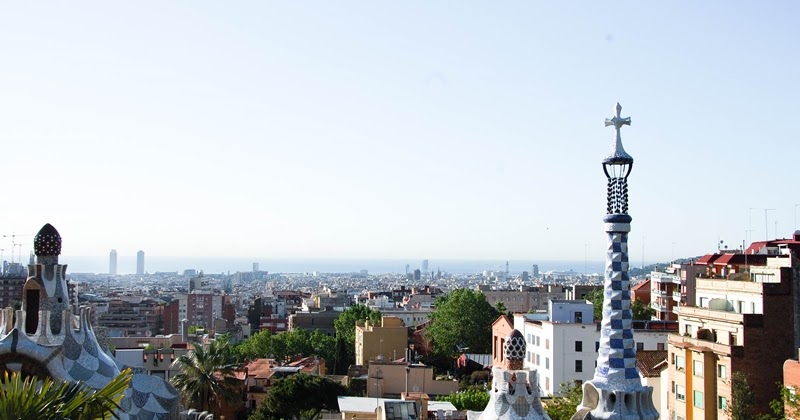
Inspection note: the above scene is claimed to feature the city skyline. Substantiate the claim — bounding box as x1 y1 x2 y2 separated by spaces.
1 2 798 262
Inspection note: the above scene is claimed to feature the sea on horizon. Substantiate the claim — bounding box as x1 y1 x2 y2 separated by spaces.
58 256 621 276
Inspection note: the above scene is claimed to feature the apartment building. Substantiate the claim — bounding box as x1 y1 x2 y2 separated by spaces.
355 316 409 365
650 262 700 321
667 239 800 420
514 300 675 396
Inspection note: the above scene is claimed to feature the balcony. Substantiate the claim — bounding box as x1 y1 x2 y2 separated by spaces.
651 302 670 313
668 333 743 357
676 306 763 327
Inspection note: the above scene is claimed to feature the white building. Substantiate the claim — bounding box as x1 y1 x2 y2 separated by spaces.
136 250 145 275
514 300 672 397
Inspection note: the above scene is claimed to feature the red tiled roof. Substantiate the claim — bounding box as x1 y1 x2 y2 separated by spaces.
696 254 719 265
631 279 651 292
246 358 277 379
636 351 668 378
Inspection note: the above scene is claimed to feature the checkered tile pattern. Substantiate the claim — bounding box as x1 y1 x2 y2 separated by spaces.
594 227 641 384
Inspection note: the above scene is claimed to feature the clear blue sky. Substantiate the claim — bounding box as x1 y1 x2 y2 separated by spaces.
1 2 798 263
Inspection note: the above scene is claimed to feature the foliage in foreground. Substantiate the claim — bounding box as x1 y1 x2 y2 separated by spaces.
249 373 349 420
544 382 583 420
170 339 242 416
0 368 131 420
437 387 490 411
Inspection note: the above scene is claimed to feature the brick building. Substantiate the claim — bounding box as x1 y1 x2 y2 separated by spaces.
667 237 800 420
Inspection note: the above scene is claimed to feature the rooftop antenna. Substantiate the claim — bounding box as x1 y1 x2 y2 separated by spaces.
765 209 776 240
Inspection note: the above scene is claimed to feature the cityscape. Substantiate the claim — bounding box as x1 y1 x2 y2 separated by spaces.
1 2 799 420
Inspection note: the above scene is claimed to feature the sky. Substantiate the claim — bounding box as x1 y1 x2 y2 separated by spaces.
1 2 798 266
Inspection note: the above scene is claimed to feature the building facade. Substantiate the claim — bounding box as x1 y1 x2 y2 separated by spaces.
356 316 409 365
667 250 799 420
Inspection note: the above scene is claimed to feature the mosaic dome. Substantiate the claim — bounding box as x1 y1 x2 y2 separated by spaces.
34 223 61 256
503 329 525 370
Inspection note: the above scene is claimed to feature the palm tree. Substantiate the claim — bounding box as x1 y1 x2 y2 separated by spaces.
0 369 131 420
170 339 242 416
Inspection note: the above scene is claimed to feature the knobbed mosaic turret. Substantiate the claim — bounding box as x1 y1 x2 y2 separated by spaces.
468 329 550 420
573 104 658 420
0 224 181 419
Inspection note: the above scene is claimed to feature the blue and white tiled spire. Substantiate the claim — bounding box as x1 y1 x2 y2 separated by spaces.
573 104 658 420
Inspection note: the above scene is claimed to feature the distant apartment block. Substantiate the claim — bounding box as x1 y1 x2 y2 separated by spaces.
650 262 700 321
97 297 162 337
0 272 25 309
479 284 567 314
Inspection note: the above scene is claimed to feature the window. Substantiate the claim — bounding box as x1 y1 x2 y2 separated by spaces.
595 341 600 352
545 339 549 349
575 341 583 352
718 396 727 410
637 342 644 351
575 360 583 372
675 356 685 372
693 360 703 377
685 325 693 336
718 364 727 379
536 354 540 366
676 385 686 402
527 351 531 362
575 312 583 323
693 391 704 408
657 343 665 351
545 357 550 369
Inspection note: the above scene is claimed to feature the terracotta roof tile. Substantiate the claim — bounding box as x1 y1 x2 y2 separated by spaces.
636 350 667 378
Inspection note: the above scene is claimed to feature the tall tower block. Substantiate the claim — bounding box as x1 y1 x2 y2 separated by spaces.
136 250 145 276
574 104 657 420
109 249 118 276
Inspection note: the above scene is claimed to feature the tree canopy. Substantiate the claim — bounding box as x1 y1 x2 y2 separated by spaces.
261 373 349 420
585 288 654 321
426 289 499 356
234 329 336 366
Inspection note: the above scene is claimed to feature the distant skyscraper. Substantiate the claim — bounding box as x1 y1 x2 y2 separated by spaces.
421 259 429 275
413 269 421 281
253 262 259 272
532 264 539 278
109 249 117 275
136 250 145 275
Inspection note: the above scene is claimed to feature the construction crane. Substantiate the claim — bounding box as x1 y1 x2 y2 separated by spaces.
2 233 32 264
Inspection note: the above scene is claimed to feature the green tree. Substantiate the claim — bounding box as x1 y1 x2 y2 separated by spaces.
544 381 583 420
631 298 655 320
170 339 242 417
310 329 337 366
727 371 755 420
234 330 275 360
264 373 349 420
426 289 499 357
0 369 131 420
334 304 381 366
437 388 490 411
585 288 603 321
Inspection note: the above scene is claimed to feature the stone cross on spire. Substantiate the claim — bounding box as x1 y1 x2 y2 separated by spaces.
605 102 631 134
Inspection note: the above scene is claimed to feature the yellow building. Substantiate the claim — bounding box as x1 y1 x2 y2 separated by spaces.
355 316 408 365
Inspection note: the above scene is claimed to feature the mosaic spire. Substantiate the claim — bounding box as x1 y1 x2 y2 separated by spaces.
574 104 657 420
